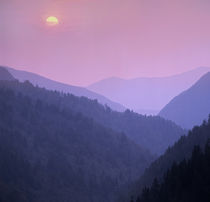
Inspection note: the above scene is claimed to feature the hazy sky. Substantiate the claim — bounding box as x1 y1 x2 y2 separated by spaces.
1 0 210 86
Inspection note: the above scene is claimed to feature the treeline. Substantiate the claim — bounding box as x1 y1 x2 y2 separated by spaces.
132 141 210 202
0 80 185 155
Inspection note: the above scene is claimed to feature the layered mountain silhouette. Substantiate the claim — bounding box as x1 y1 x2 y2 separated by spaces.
0 76 185 155
0 79 153 202
88 67 210 114
1 66 125 112
0 67 202 202
159 72 210 129
122 116 210 202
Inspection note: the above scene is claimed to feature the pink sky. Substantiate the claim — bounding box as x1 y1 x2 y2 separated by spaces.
1 0 210 86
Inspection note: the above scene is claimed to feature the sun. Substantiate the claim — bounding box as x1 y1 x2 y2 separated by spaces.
46 16 59 26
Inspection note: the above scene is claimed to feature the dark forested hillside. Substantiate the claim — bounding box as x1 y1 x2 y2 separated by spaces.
0 79 185 155
0 86 153 202
125 116 210 202
132 142 210 202
159 72 210 129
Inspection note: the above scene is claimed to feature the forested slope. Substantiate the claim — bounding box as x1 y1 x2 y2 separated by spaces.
132 142 210 202
0 85 153 202
125 117 210 202
0 80 185 155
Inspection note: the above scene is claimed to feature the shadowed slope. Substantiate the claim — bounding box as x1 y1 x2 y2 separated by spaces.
159 72 210 129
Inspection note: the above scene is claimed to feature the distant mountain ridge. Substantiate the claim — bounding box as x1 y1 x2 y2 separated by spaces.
159 72 210 129
0 68 185 155
0 66 125 112
0 67 187 202
88 67 210 114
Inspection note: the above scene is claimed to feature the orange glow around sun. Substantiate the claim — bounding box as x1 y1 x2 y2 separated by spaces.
46 16 59 26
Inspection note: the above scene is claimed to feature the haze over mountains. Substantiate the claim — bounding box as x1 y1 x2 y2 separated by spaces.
1 66 210 202
2 1 210 201
0 68 184 202
1 66 125 112
0 67 185 155
0 66 209 202
159 72 210 129
88 67 210 114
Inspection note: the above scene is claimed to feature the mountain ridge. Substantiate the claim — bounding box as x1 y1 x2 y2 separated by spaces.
1 66 125 112
0 79 185 155
88 67 210 114
159 72 210 129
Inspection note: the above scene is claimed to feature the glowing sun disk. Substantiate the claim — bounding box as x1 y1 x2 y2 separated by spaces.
46 16 59 26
